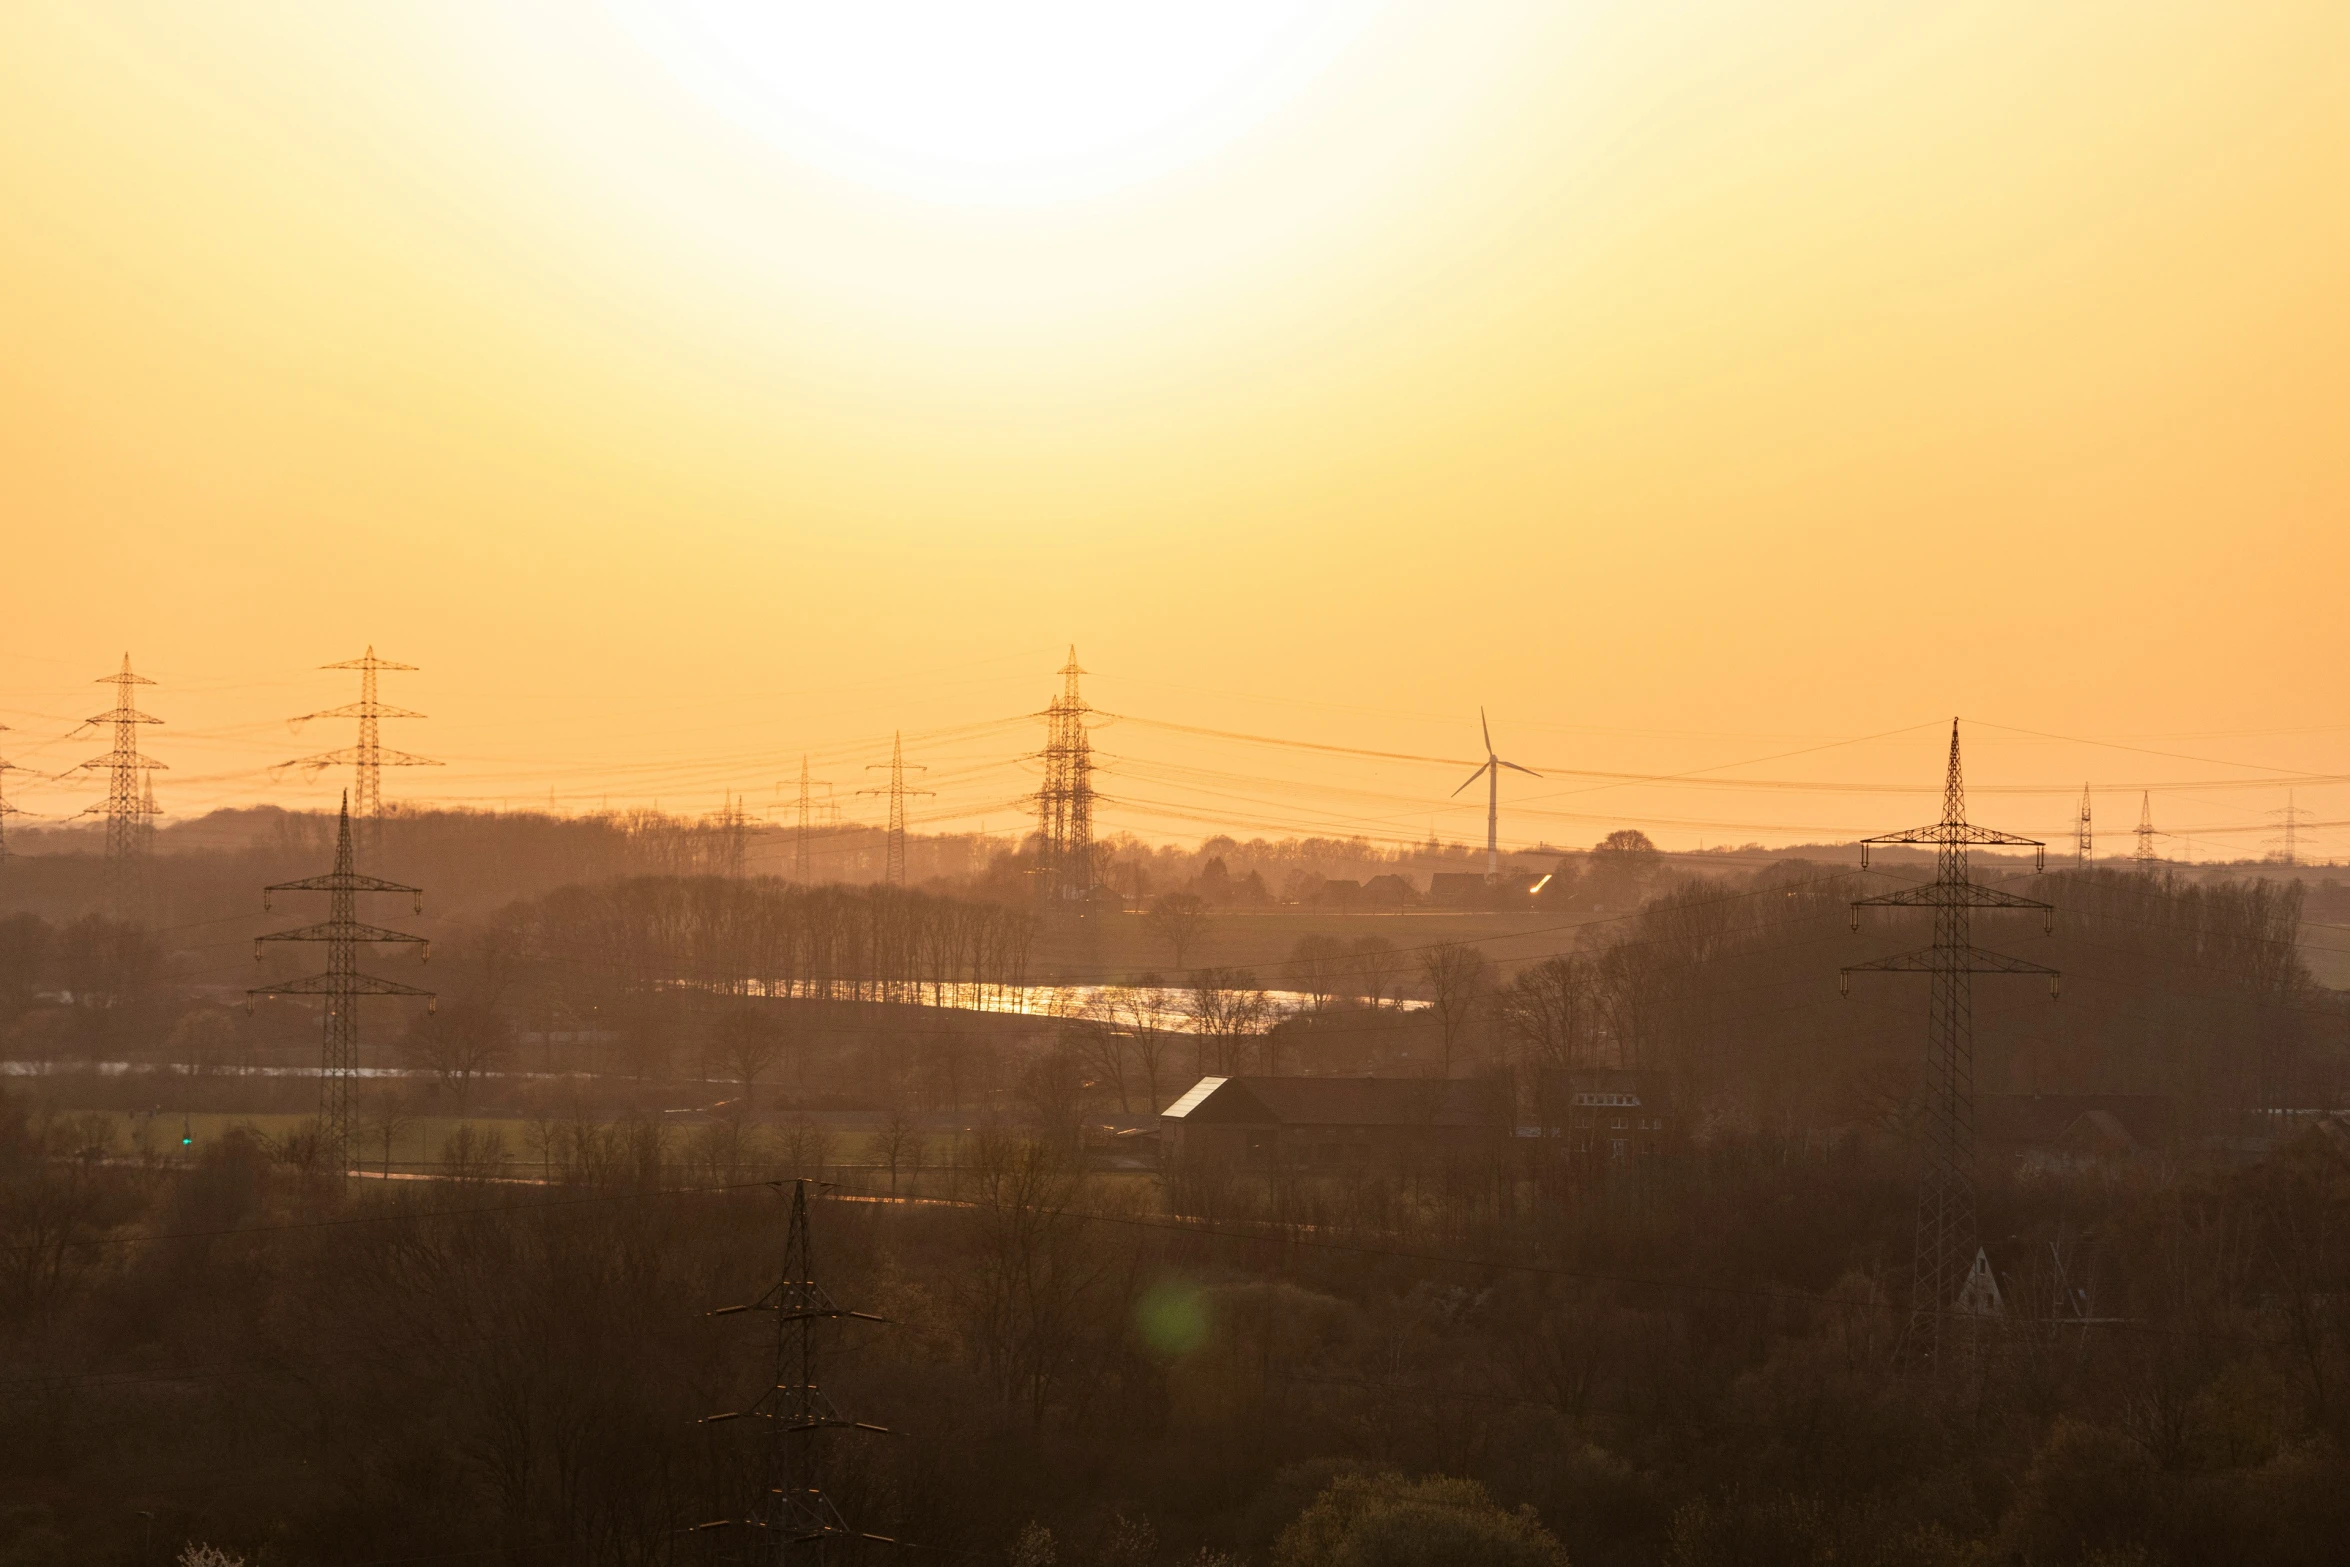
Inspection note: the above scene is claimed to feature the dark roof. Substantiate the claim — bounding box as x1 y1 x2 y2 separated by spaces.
1978 1094 2176 1150
1161 1075 1506 1128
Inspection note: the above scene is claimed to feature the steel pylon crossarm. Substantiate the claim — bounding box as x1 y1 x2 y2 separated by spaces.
1842 944 2061 995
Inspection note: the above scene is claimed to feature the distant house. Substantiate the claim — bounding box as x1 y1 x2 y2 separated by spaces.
1978 1094 2176 1169
1360 873 1420 908
1537 1068 1678 1160
1427 871 1538 908
1160 1074 1509 1171
1314 878 1363 909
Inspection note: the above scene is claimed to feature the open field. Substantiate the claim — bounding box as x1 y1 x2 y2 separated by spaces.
1035 904 1612 980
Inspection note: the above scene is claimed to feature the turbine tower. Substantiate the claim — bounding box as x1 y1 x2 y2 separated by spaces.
79 655 166 919
285 647 440 852
1450 709 1540 881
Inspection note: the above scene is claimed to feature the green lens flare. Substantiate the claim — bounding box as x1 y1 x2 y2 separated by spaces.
1137 1281 1208 1359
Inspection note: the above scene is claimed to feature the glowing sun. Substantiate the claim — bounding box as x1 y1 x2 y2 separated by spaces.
604 1 1378 204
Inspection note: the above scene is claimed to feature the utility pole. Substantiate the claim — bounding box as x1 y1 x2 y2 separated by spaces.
790 757 834 883
859 732 931 888
250 793 433 1175
1036 648 1096 918
1843 721 2059 1371
2075 784 2092 869
2135 792 2158 873
79 655 165 920
285 648 440 855
701 1180 895 1565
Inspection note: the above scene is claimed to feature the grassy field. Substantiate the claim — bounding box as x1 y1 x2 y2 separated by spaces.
53 1107 946 1179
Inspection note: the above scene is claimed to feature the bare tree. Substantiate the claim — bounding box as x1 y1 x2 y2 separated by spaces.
1145 892 1211 971
1086 985 1180 1112
359 1094 418 1181
1418 940 1493 1078
1347 935 1401 1009
1017 1044 1089 1159
1185 969 1271 1076
1065 1018 1132 1115
709 1005 782 1113
865 1106 924 1198
1285 934 1347 1012
401 1003 514 1117
1496 955 1600 1072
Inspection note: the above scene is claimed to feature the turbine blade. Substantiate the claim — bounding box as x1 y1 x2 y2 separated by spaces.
1498 760 1541 778
1481 708 1492 754
1449 764 1491 798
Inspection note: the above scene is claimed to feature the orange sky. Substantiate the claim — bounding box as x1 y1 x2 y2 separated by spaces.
2 2 2347 858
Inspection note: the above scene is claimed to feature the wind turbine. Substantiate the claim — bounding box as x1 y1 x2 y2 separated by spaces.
1451 709 1540 881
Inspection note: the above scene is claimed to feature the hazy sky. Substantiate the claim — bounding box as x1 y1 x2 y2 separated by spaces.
3 2 2346 858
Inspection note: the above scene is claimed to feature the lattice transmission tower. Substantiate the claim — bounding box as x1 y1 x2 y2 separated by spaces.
1035 648 1096 917
788 758 835 883
1844 721 2059 1370
701 1179 894 1565
79 655 166 919
250 793 433 1174
2075 784 2092 869
2269 790 2310 867
285 647 439 853
2135 792 2158 872
859 732 931 888
0 725 22 868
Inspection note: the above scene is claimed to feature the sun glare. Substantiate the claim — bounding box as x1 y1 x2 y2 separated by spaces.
601 0 1379 205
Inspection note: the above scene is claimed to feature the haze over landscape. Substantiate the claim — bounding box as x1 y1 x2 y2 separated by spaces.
5 6 2350 1567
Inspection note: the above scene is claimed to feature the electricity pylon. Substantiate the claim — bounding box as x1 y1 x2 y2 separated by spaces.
2135 792 2158 872
285 648 439 852
1036 648 1096 917
711 792 752 877
2075 785 2092 869
858 733 931 887
701 1180 894 1565
250 793 433 1174
79 655 165 919
0 725 22 867
2269 790 2310 867
1843 721 2059 1370
789 758 834 883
